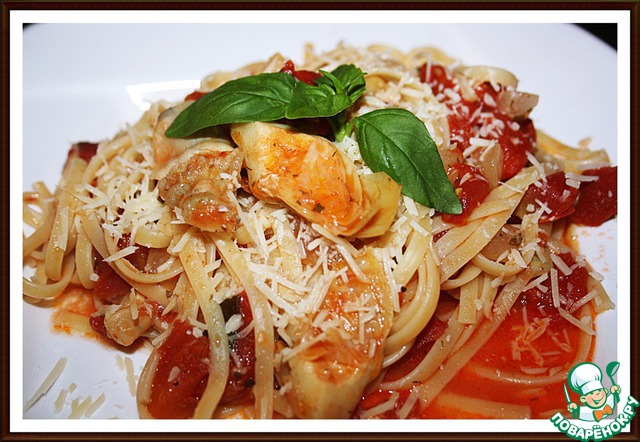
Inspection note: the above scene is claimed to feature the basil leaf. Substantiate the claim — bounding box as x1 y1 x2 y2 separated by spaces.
355 108 462 214
285 81 353 119
328 64 366 100
165 72 296 138
285 65 366 120
166 64 367 138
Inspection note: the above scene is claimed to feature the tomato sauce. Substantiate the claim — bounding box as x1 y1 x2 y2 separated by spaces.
455 251 590 418
50 287 99 335
358 246 593 419
440 294 588 419
420 63 536 181
357 388 422 419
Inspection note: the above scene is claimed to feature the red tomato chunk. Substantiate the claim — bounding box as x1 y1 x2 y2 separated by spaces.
147 320 211 419
442 163 491 225
220 292 256 405
420 63 536 181
520 172 580 223
569 166 617 227
280 59 322 85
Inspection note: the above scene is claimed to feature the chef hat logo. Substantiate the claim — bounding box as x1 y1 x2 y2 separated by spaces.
569 362 605 396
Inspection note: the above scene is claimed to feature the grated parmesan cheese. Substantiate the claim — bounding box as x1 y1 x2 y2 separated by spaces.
522 273 549 292
565 178 581 189
510 248 528 268
568 289 600 314
520 366 548 375
151 326 172 346
84 393 106 417
550 253 573 276
124 357 136 396
402 195 419 217
24 357 67 413
129 288 139 321
550 268 560 308
526 152 547 182
103 245 138 263
167 366 181 383
534 198 553 215
566 172 599 182
225 313 243 334
168 228 193 254
68 395 93 419
192 326 204 338
53 387 69 415
558 307 596 335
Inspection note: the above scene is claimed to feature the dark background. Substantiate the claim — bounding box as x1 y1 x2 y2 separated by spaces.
576 23 617 50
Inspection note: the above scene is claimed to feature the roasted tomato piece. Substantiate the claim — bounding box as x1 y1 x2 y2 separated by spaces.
220 292 256 405
147 320 210 419
442 163 490 225
280 59 322 85
517 172 580 223
569 166 617 227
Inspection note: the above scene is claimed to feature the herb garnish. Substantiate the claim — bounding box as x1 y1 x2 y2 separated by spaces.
354 108 461 212
286 64 366 120
165 72 296 137
165 63 462 214
165 65 365 138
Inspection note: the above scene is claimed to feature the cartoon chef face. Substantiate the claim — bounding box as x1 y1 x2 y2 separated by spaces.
581 387 608 409
568 362 609 409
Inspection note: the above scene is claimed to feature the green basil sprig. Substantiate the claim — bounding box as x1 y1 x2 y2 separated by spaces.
164 63 462 214
355 108 462 214
165 65 365 138
165 72 296 138
286 64 366 119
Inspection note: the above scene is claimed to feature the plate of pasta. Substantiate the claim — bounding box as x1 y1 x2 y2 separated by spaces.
21 21 618 424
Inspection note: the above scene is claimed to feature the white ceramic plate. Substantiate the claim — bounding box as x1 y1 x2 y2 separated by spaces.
21 22 618 422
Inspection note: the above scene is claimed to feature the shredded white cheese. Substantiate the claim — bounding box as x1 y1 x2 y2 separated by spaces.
550 268 560 308
558 307 596 335
550 253 573 276
24 357 67 413
124 356 136 396
103 245 138 263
